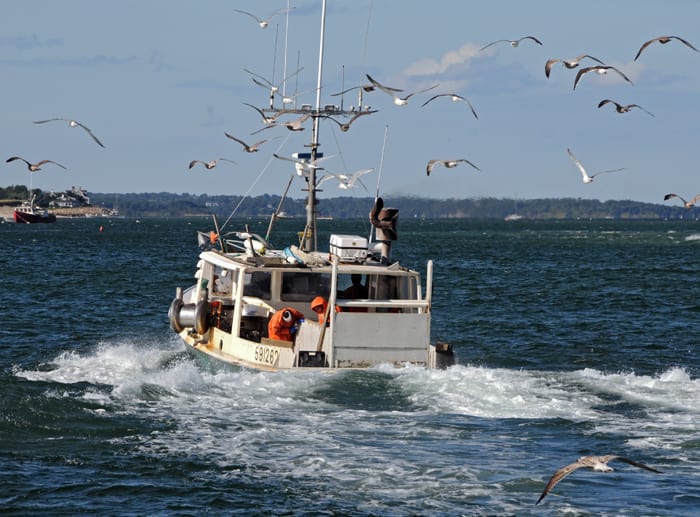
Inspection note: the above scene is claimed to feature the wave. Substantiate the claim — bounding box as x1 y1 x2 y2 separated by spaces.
685 233 700 241
15 341 698 444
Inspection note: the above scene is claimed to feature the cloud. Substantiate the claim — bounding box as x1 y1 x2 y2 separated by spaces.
0 35 62 50
403 42 481 77
0 55 136 67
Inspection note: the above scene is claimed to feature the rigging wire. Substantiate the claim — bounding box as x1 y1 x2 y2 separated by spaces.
362 0 373 66
219 131 293 232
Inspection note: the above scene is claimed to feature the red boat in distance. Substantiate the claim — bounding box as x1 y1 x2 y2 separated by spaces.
13 196 56 224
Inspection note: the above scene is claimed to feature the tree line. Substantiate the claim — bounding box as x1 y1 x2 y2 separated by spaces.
1 185 696 219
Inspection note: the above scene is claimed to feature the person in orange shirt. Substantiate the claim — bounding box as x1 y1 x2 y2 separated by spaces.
310 296 329 324
267 307 305 341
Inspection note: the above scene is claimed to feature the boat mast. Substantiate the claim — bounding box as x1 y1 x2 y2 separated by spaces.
303 0 328 252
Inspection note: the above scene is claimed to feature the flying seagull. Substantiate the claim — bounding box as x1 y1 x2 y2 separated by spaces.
421 94 478 119
224 133 270 152
233 7 294 29
244 66 304 96
663 192 700 208
598 99 654 117
242 103 292 125
365 74 438 106
426 159 481 176
573 65 633 90
545 54 605 78
480 36 542 51
330 83 403 97
567 148 624 183
273 153 333 177
536 455 661 505
634 35 699 61
6 156 66 171
33 118 105 148
188 158 235 170
251 113 311 134
323 110 377 132
318 168 374 191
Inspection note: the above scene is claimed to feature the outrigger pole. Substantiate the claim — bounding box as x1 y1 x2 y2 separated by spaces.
266 174 294 242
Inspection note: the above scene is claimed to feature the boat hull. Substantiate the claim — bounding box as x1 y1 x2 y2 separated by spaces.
14 209 57 223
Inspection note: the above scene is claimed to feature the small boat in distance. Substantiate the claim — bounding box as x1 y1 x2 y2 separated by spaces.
13 195 56 223
167 0 454 372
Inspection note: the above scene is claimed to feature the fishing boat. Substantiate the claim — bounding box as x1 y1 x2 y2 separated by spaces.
13 195 56 224
167 0 454 371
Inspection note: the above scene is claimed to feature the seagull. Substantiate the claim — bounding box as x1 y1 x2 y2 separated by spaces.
573 65 633 90
536 455 661 505
421 94 478 119
244 66 303 95
188 158 235 170
634 35 700 61
598 99 654 117
480 36 543 51
6 156 66 171
242 103 292 125
318 168 374 191
330 83 403 97
544 54 605 78
426 159 481 176
273 153 334 177
567 148 624 183
663 192 700 208
224 133 270 152
323 110 377 132
365 74 438 106
33 118 105 148
251 113 311 134
232 7 294 29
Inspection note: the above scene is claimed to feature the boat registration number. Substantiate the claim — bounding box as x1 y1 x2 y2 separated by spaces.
254 345 279 366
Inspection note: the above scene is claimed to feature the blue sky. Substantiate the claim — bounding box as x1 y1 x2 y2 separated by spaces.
2 0 699 204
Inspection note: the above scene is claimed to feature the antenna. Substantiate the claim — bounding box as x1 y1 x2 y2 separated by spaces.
272 24 279 88
303 0 328 252
282 0 290 99
370 125 389 243
375 125 388 200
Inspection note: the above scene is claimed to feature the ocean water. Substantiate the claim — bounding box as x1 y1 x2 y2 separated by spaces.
1 217 698 516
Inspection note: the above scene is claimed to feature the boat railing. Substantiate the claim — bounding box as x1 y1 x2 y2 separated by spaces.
334 299 430 311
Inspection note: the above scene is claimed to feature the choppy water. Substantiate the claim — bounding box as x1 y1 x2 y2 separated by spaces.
1 217 698 516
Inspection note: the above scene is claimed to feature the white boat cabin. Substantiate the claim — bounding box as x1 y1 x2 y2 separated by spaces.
170 233 452 370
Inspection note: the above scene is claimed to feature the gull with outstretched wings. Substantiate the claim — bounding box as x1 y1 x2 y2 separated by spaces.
233 7 294 29
663 192 700 208
366 74 438 106
567 148 624 183
481 36 542 51
188 158 235 170
33 118 105 148
6 156 66 171
634 35 699 61
537 455 661 505
426 159 480 176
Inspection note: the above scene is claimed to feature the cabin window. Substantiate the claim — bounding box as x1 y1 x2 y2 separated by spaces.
281 272 331 302
337 274 368 300
243 271 271 299
212 266 235 297
367 274 417 300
